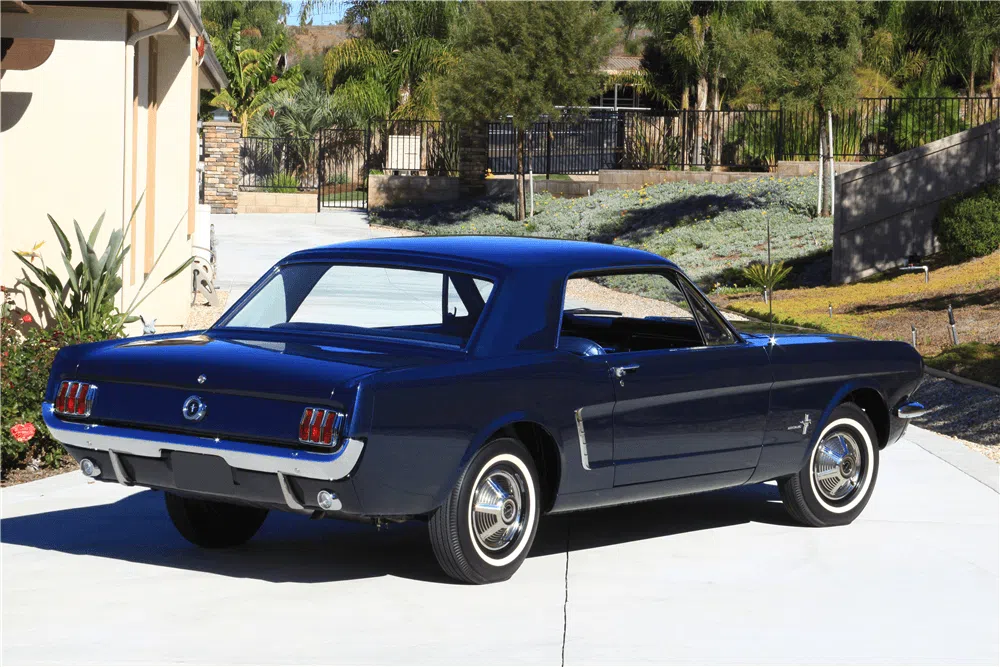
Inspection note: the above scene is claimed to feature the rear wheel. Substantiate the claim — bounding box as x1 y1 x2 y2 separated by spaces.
779 403 880 527
165 492 269 548
429 437 541 584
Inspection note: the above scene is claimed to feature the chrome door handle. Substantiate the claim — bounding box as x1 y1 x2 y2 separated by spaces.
612 365 640 385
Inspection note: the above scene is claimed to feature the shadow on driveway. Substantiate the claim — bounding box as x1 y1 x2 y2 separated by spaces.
2 483 793 585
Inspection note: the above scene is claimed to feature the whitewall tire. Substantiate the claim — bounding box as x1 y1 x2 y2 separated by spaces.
779 403 880 527
429 437 541 584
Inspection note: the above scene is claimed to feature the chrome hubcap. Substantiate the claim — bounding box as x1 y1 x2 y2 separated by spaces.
471 469 525 552
813 432 864 501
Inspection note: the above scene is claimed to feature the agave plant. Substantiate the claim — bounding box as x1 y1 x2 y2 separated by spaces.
13 199 193 339
742 260 793 302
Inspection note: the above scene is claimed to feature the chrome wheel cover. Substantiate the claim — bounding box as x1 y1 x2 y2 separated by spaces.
812 431 865 502
471 468 526 552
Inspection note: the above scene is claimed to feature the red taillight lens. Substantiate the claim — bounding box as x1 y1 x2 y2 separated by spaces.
299 407 346 446
55 382 69 412
66 382 79 414
321 413 334 445
55 381 96 416
299 408 314 441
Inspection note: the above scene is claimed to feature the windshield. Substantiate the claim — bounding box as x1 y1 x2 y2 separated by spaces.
218 263 495 348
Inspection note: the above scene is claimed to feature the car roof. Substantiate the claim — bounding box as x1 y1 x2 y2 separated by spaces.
284 235 675 272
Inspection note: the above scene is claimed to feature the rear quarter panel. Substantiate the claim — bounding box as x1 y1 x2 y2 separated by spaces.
351 352 615 516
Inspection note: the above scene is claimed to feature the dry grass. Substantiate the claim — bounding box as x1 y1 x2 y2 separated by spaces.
721 251 1000 357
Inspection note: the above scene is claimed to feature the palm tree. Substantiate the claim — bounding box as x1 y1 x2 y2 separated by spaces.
209 20 303 135
323 1 458 125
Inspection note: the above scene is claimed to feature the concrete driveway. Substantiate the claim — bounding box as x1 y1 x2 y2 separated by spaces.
212 210 403 302
2 427 997 665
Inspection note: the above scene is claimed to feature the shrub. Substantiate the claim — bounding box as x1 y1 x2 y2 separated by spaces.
0 290 100 472
266 172 300 193
936 182 1000 261
12 204 193 339
743 260 793 295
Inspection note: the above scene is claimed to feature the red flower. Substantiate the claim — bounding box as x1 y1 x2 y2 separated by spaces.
268 108 276 118
270 74 279 84
10 422 36 443
21 313 33 324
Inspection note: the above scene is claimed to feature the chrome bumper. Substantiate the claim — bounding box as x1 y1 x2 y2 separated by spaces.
896 401 930 419
42 402 365 483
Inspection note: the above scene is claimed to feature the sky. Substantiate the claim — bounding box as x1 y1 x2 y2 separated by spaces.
285 0 347 27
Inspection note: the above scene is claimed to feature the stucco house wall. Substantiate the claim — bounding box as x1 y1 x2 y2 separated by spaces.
1 3 224 333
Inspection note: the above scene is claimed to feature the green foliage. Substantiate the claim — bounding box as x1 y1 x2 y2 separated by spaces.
265 172 301 193
201 0 287 49
11 202 194 339
936 181 1000 261
441 2 616 131
742 260 793 293
209 20 303 134
324 1 459 124
250 79 337 139
1 291 101 471
372 176 829 285
925 342 1000 387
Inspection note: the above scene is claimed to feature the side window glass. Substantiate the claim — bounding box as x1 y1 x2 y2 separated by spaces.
678 276 736 346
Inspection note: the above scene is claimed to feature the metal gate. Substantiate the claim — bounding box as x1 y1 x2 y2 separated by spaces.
318 128 370 209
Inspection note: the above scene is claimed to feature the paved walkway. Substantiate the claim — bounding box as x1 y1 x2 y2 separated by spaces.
213 210 398 301
2 427 997 665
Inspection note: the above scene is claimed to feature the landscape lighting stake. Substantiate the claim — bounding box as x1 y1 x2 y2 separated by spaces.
948 305 959 345
829 303 833 318
529 167 534 218
911 325 917 348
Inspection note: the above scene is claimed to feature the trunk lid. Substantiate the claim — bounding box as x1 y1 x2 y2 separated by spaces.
72 331 458 446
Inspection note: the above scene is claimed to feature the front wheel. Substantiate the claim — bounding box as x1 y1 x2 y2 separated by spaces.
779 402 880 527
429 437 541 584
165 492 269 548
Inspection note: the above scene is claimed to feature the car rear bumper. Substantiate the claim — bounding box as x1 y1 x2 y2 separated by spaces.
43 402 367 514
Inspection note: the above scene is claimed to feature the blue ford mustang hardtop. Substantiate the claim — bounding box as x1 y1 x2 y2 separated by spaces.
45 236 926 583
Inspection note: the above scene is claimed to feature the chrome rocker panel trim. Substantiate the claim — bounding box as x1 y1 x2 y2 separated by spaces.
42 402 365 482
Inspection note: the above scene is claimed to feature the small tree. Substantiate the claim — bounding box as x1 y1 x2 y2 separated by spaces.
209 20 303 135
440 1 616 220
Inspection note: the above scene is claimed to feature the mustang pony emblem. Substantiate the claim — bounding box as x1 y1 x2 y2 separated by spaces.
788 413 812 435
181 395 207 422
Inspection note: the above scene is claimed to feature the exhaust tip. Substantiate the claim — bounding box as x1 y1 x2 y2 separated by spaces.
80 458 101 478
317 489 341 511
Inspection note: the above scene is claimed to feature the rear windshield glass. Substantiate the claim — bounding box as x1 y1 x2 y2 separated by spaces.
218 263 495 347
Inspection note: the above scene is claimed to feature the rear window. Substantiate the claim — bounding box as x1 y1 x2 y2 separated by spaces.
219 263 495 347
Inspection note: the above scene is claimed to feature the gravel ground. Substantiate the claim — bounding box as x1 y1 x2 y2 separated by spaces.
912 376 1000 462
184 290 231 331
566 278 747 321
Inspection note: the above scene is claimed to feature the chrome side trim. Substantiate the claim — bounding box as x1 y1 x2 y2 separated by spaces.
107 449 132 486
574 408 591 471
42 402 365 482
896 401 930 419
276 471 306 511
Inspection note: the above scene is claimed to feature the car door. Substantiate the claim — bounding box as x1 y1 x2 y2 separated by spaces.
606 270 772 487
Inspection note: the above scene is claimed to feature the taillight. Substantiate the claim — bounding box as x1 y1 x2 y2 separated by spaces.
299 407 346 447
54 381 97 417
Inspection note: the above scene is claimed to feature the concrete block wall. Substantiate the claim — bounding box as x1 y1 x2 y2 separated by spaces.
369 174 460 209
833 119 999 283
238 192 316 214
203 121 241 214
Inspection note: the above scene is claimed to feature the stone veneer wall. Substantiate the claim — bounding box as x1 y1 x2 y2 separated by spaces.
203 121 241 214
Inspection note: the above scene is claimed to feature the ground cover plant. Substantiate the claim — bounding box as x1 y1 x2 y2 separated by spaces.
371 176 830 285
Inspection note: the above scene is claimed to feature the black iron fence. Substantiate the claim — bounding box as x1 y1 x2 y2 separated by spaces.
240 120 461 209
238 97 1000 206
487 96 1000 175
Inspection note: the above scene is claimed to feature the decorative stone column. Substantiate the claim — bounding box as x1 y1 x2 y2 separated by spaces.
203 121 241 214
458 120 489 199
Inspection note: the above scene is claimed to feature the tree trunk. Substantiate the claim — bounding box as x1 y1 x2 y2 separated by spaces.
680 82 690 170
969 69 976 98
694 74 708 169
515 128 526 221
710 67 721 171
992 49 1000 97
